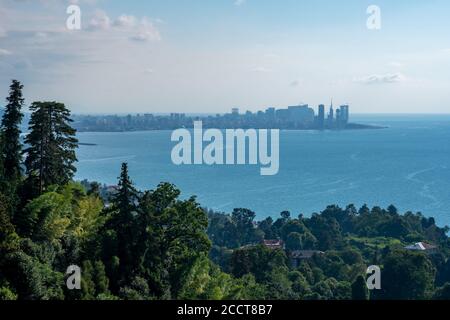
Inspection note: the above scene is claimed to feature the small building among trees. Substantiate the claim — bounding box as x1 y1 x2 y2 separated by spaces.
404 242 438 255
289 250 325 268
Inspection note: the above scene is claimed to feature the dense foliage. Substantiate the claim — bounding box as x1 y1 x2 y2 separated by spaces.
207 205 450 300
1 80 450 300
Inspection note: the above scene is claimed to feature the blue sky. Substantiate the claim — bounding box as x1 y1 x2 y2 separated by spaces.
0 0 449 114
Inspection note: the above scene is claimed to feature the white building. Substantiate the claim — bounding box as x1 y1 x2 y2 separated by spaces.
404 242 438 254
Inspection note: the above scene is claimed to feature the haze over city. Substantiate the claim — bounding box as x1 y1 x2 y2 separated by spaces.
0 0 449 114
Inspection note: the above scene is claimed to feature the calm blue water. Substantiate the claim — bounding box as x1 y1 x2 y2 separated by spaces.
75 115 450 226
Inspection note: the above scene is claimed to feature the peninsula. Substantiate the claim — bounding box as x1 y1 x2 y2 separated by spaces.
73 103 385 132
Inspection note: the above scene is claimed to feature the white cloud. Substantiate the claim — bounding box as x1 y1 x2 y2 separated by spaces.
0 49 12 56
234 0 246 6
354 73 406 84
88 11 111 31
86 12 161 42
131 19 161 42
114 15 137 28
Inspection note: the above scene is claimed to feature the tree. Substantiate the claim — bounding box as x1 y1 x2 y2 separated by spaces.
178 254 236 300
265 266 295 299
231 274 267 300
93 260 110 297
280 211 291 220
285 232 303 251
280 220 307 240
207 212 240 248
230 245 287 282
0 80 25 191
1 251 64 300
19 190 71 242
306 278 351 300
381 250 436 300
68 184 104 244
135 182 211 299
231 208 257 245
258 217 275 240
306 214 344 251
119 276 151 300
289 271 310 298
0 286 18 300
24 101 78 196
105 163 140 279
80 261 96 300
358 204 370 215
387 205 398 215
351 275 369 300
0 193 20 255
111 163 139 222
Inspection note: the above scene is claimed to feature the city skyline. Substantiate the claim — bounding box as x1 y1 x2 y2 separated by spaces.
71 101 375 133
0 1 450 114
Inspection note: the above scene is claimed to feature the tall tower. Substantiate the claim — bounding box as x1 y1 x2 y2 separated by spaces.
318 104 325 129
340 105 349 124
336 108 341 127
328 99 334 126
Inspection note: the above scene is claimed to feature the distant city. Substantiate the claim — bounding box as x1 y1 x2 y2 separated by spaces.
73 102 382 132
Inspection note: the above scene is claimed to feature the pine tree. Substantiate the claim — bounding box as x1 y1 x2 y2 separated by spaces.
113 163 139 219
107 163 139 279
0 80 25 192
24 102 78 196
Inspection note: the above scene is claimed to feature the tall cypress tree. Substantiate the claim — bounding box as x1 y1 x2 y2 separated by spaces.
0 80 25 191
114 163 139 219
107 163 139 280
24 102 78 196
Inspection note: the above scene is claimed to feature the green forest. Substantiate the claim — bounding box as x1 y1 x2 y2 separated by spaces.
1 80 450 300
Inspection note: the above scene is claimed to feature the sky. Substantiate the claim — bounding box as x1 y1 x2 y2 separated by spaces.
0 0 449 114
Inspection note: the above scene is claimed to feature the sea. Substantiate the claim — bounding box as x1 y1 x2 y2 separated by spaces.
75 114 450 227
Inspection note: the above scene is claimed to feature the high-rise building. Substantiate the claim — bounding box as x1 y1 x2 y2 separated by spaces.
318 104 325 129
327 100 334 126
335 108 341 125
276 108 290 121
340 105 349 124
265 107 275 118
288 105 315 123
232 108 239 115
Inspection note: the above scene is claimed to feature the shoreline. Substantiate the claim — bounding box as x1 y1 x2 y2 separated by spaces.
75 123 386 133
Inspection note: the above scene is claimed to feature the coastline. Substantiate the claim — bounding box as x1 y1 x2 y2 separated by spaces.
74 122 386 133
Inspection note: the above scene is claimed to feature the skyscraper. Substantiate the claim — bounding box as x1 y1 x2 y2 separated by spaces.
335 108 341 126
288 105 315 123
340 105 349 124
327 100 334 127
318 104 325 129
